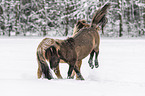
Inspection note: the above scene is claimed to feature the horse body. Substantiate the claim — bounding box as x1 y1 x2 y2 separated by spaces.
37 20 90 79
38 3 110 80
45 3 110 80
53 27 100 80
73 27 100 60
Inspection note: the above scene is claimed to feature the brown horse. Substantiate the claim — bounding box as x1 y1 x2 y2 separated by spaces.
45 3 110 80
37 20 90 79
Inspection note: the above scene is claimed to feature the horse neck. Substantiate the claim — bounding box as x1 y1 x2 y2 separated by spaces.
58 39 76 61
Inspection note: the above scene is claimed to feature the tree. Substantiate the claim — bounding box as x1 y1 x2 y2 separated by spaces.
59 0 83 36
0 5 4 35
0 0 144 37
117 0 123 37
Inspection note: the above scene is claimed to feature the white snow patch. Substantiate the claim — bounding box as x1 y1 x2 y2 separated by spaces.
0 37 145 96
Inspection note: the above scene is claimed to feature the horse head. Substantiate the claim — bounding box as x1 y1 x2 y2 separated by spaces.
45 46 60 70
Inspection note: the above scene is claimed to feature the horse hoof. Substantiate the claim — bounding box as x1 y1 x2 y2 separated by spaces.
71 76 74 79
91 65 94 69
95 64 99 68
81 77 85 80
76 77 85 80
95 60 99 68
89 62 94 69
67 76 73 79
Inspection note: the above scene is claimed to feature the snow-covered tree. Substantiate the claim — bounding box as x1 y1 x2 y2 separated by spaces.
0 0 144 37
57 0 83 36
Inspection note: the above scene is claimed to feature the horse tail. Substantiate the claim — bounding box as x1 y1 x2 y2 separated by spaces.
91 3 110 28
37 48 53 80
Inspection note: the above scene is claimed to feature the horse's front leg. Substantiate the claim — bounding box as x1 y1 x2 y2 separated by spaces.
67 60 84 80
94 51 99 68
54 65 63 79
88 50 95 69
67 65 75 79
71 60 82 79
74 64 84 80
67 60 76 79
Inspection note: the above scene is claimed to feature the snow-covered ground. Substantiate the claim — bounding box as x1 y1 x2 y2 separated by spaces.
0 37 145 96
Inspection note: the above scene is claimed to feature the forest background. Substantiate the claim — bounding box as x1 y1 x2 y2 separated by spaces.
0 0 145 37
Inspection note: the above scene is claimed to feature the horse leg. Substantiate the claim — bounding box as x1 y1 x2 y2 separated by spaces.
71 60 82 79
67 65 75 79
74 64 84 80
94 51 99 68
76 60 82 80
67 60 84 80
70 71 75 79
54 65 63 79
88 50 95 69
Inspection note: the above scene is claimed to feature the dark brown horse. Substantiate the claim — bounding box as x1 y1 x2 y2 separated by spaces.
37 20 90 80
45 3 110 80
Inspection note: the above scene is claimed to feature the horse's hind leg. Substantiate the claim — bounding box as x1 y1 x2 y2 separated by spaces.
88 50 95 69
94 51 99 68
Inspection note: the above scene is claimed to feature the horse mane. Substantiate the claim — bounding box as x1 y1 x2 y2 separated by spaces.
62 38 75 49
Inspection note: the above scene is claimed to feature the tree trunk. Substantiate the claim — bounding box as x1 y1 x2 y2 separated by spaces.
15 4 19 36
64 3 69 36
143 0 145 34
119 14 123 37
118 0 123 37
64 17 68 36
42 25 46 36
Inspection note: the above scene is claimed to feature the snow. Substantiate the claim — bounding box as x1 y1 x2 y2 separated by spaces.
0 37 145 96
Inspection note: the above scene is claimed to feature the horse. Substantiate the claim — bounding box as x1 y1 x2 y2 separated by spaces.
45 3 110 80
37 20 90 80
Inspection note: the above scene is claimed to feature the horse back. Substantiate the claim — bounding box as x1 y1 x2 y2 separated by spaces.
73 27 100 60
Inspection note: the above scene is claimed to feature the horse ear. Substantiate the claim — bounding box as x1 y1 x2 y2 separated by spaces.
45 47 52 60
51 46 57 55
55 41 60 45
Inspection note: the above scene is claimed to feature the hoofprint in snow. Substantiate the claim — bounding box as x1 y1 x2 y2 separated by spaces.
0 37 145 96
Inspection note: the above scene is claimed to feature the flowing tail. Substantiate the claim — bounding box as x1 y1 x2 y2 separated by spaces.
37 48 53 80
91 3 110 28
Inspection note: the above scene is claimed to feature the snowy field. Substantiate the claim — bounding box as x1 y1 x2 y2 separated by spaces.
0 37 145 96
